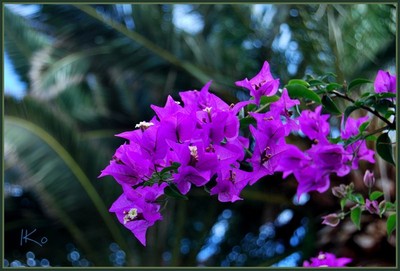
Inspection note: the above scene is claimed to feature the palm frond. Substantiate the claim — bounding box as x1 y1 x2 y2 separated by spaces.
28 47 109 100
4 6 50 83
5 116 133 264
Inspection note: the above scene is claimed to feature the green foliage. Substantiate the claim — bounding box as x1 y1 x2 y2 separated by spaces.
347 78 373 92
350 206 362 230
386 214 396 236
321 95 341 115
164 184 189 200
369 191 383 201
285 84 321 103
376 132 395 166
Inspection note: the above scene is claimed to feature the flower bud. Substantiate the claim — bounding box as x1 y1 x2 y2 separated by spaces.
332 184 346 198
365 199 380 215
363 170 375 188
321 213 341 227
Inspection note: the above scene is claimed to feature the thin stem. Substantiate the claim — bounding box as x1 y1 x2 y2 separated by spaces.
242 101 270 119
362 125 390 139
331 90 395 129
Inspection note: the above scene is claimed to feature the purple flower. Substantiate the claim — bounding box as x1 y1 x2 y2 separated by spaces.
365 199 380 215
374 70 396 94
303 251 352 267
341 115 369 140
210 168 252 202
235 61 280 105
99 143 152 186
271 88 300 113
249 112 286 144
307 143 350 177
151 95 184 120
341 116 375 168
298 106 330 143
196 107 239 145
116 117 168 163
157 112 198 144
276 144 311 178
179 81 230 112
294 167 331 198
166 141 219 194
109 183 167 246
270 88 300 135
248 125 288 184
345 140 375 169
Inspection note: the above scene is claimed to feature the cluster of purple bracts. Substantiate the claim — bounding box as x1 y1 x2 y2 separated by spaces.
99 61 394 246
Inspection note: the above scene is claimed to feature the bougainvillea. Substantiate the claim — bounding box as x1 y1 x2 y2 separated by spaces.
303 252 352 267
100 61 396 266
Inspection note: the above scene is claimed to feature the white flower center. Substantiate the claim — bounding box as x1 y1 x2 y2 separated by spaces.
135 121 154 130
189 146 199 160
317 253 326 260
123 208 138 224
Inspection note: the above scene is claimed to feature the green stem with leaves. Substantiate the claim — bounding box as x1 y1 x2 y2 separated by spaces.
331 90 395 129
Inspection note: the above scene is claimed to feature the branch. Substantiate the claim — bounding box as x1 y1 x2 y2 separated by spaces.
331 90 395 129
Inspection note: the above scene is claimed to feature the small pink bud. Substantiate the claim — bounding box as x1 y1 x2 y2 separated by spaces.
321 213 341 227
332 184 346 198
363 170 375 188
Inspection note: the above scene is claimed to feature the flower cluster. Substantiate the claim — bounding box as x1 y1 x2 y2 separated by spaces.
100 60 393 247
100 82 253 244
303 251 352 267
239 73 375 198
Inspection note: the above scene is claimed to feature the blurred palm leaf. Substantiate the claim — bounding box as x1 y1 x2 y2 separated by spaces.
4 6 50 84
5 96 133 264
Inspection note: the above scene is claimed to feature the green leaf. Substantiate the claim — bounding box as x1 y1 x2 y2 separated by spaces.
360 92 372 98
308 79 325 87
350 206 362 230
329 137 342 144
376 93 397 99
349 193 365 204
321 95 341 115
288 79 310 87
320 72 337 81
358 121 370 133
260 95 280 105
374 99 395 115
160 162 181 175
343 105 360 128
286 84 321 104
376 133 395 166
326 83 342 91
385 201 396 211
384 111 396 119
240 117 256 130
340 198 347 210
369 191 383 201
386 213 396 236
164 184 188 200
362 96 377 107
347 78 373 91
365 135 377 141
